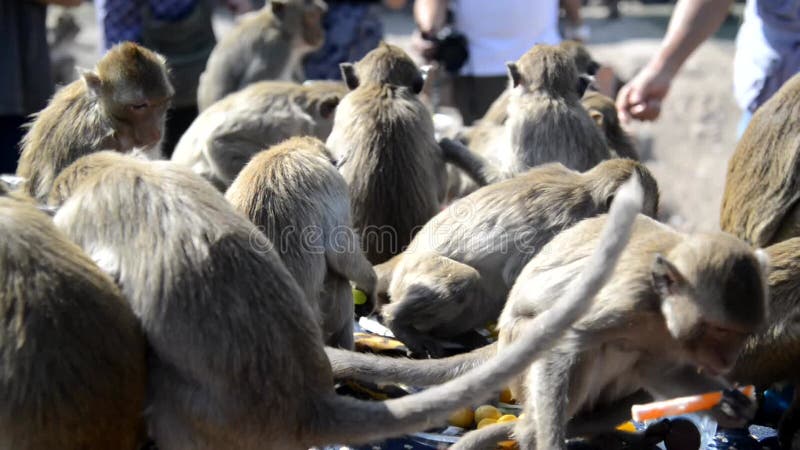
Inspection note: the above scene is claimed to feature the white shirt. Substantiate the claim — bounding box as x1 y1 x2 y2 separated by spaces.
453 0 562 77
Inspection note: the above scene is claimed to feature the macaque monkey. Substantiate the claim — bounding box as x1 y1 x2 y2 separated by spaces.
0 195 146 450
197 0 327 111
16 41 173 202
499 44 610 173
52 152 641 450
450 44 610 199
479 40 600 128
327 43 448 264
721 73 800 247
330 215 768 450
225 136 376 348
730 237 800 448
173 80 346 189
582 91 639 160
374 159 659 356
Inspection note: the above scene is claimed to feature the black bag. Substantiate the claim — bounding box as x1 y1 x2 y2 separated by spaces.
432 25 469 74
422 9 469 74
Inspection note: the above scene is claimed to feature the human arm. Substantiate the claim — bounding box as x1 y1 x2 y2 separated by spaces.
31 0 83 5
383 0 407 10
616 0 734 122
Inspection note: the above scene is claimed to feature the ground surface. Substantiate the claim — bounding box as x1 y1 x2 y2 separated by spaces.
53 1 744 232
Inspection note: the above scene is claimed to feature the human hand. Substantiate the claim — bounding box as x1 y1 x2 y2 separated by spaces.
224 0 255 15
411 29 438 62
616 63 674 123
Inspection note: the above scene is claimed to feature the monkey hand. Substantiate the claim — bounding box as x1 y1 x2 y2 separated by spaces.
616 64 673 124
710 388 757 429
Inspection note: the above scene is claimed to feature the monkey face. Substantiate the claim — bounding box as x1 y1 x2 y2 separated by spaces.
682 323 751 376
108 97 171 150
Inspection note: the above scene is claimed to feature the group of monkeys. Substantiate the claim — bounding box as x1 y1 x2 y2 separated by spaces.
3 1 800 449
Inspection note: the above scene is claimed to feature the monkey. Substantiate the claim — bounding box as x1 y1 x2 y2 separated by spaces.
720 72 800 247
196 0 327 111
225 136 375 349
0 195 146 450
370 158 659 357
328 214 768 450
173 80 346 190
326 43 448 264
728 237 800 448
478 40 601 128
448 43 611 199
581 91 639 160
16 41 173 202
51 151 641 450
498 44 611 173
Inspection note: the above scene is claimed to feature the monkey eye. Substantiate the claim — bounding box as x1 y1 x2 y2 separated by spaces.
129 103 148 110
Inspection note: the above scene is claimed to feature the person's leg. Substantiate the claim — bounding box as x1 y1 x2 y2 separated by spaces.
161 106 198 159
0 116 27 174
452 75 507 125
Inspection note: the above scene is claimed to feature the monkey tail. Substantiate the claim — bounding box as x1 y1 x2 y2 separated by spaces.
439 138 505 186
326 342 496 386
313 175 645 447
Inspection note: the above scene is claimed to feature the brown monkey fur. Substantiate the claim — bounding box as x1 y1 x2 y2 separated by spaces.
450 43 611 199
582 91 639 160
375 159 659 356
197 0 327 111
174 80 346 190
478 40 600 128
730 237 800 448
16 41 173 202
721 73 800 247
0 195 146 450
225 136 376 349
327 43 447 264
329 216 769 449
51 152 640 450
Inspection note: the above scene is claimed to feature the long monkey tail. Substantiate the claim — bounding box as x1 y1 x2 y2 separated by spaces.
313 174 645 447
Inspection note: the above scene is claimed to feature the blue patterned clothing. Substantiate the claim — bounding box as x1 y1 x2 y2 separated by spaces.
95 0 198 50
304 3 384 80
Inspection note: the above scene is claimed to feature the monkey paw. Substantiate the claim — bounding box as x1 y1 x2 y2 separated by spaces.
712 388 757 429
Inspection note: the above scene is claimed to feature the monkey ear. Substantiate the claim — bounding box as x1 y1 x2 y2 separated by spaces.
340 63 359 90
271 0 287 16
506 62 522 88
80 68 103 97
318 95 340 119
589 109 604 128
577 74 594 97
651 254 685 298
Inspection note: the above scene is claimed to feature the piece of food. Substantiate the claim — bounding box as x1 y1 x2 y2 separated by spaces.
499 388 514 403
447 407 475 428
474 405 502 424
497 414 517 423
476 418 498 429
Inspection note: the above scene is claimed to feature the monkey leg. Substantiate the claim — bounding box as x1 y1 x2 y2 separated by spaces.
523 354 573 450
326 227 378 314
449 422 516 450
321 274 356 350
771 201 800 245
